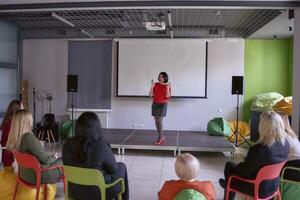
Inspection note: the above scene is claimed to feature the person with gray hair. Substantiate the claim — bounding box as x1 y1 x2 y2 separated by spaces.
219 111 289 200
158 153 216 200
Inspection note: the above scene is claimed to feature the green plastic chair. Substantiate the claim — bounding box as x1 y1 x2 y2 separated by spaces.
174 189 206 200
63 165 125 200
280 166 300 199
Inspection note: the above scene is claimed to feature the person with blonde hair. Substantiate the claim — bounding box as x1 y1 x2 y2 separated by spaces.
158 153 216 200
0 100 23 167
6 110 62 184
219 111 289 200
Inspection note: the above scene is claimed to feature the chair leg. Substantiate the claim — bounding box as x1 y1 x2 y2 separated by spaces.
225 189 230 200
46 130 51 143
49 130 56 143
117 193 122 200
38 130 42 140
276 188 281 200
101 189 106 200
36 187 40 200
12 182 19 200
40 130 45 141
44 184 48 200
63 177 67 194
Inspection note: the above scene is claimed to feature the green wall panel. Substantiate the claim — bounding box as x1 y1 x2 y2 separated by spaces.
243 39 293 121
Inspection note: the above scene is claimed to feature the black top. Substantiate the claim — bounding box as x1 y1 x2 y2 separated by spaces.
232 140 289 197
62 138 118 182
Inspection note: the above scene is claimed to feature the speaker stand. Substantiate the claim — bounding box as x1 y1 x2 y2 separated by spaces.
229 94 252 147
33 87 36 134
71 91 75 137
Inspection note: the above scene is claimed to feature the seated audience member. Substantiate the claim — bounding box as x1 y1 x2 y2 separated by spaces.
158 153 216 200
6 110 62 184
62 112 129 200
279 113 300 181
0 100 23 167
219 111 289 200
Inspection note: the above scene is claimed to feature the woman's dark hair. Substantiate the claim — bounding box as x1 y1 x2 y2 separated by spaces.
158 72 169 83
0 100 22 130
70 112 102 162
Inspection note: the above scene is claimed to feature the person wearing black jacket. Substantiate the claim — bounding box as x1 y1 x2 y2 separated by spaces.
219 111 289 200
62 112 129 200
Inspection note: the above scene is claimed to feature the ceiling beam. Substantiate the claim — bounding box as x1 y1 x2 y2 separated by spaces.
1 1 300 12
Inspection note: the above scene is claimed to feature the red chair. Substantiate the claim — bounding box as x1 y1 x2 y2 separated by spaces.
225 161 286 200
13 151 66 200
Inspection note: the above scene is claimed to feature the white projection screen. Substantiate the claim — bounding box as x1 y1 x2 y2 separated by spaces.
117 39 207 98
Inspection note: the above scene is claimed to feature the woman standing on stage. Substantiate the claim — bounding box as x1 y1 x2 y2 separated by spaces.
149 72 171 145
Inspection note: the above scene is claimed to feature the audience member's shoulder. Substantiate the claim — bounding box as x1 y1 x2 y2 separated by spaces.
162 180 177 187
22 132 35 140
250 143 266 150
87 138 107 151
62 138 79 152
275 140 290 149
246 143 269 157
195 180 214 186
251 141 287 153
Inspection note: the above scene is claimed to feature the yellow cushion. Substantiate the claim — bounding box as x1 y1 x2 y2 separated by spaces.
227 121 250 145
273 96 293 116
0 167 56 200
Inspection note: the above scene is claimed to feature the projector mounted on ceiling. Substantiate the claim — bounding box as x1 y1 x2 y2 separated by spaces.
145 21 166 31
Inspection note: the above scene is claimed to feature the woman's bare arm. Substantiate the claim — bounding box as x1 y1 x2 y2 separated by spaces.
149 79 155 97
166 82 171 98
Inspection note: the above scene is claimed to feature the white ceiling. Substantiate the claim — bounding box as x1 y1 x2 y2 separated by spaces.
250 10 294 39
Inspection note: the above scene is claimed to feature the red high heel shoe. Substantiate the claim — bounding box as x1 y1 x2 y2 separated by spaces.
155 136 165 145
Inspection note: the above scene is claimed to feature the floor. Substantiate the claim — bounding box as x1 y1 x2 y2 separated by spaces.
54 149 246 200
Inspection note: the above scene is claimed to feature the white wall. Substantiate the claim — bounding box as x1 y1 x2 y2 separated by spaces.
22 38 244 131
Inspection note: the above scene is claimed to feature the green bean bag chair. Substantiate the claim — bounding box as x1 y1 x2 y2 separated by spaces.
59 120 75 139
250 92 284 112
174 189 206 200
207 118 231 136
281 182 300 200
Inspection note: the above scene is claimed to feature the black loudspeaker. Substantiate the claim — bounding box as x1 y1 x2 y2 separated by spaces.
289 9 294 20
67 75 78 92
232 76 243 95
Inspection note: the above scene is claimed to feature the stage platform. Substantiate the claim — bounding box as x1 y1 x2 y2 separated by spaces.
102 129 235 156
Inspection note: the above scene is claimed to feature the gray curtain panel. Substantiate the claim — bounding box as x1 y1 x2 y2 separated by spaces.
68 40 112 110
0 19 18 116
